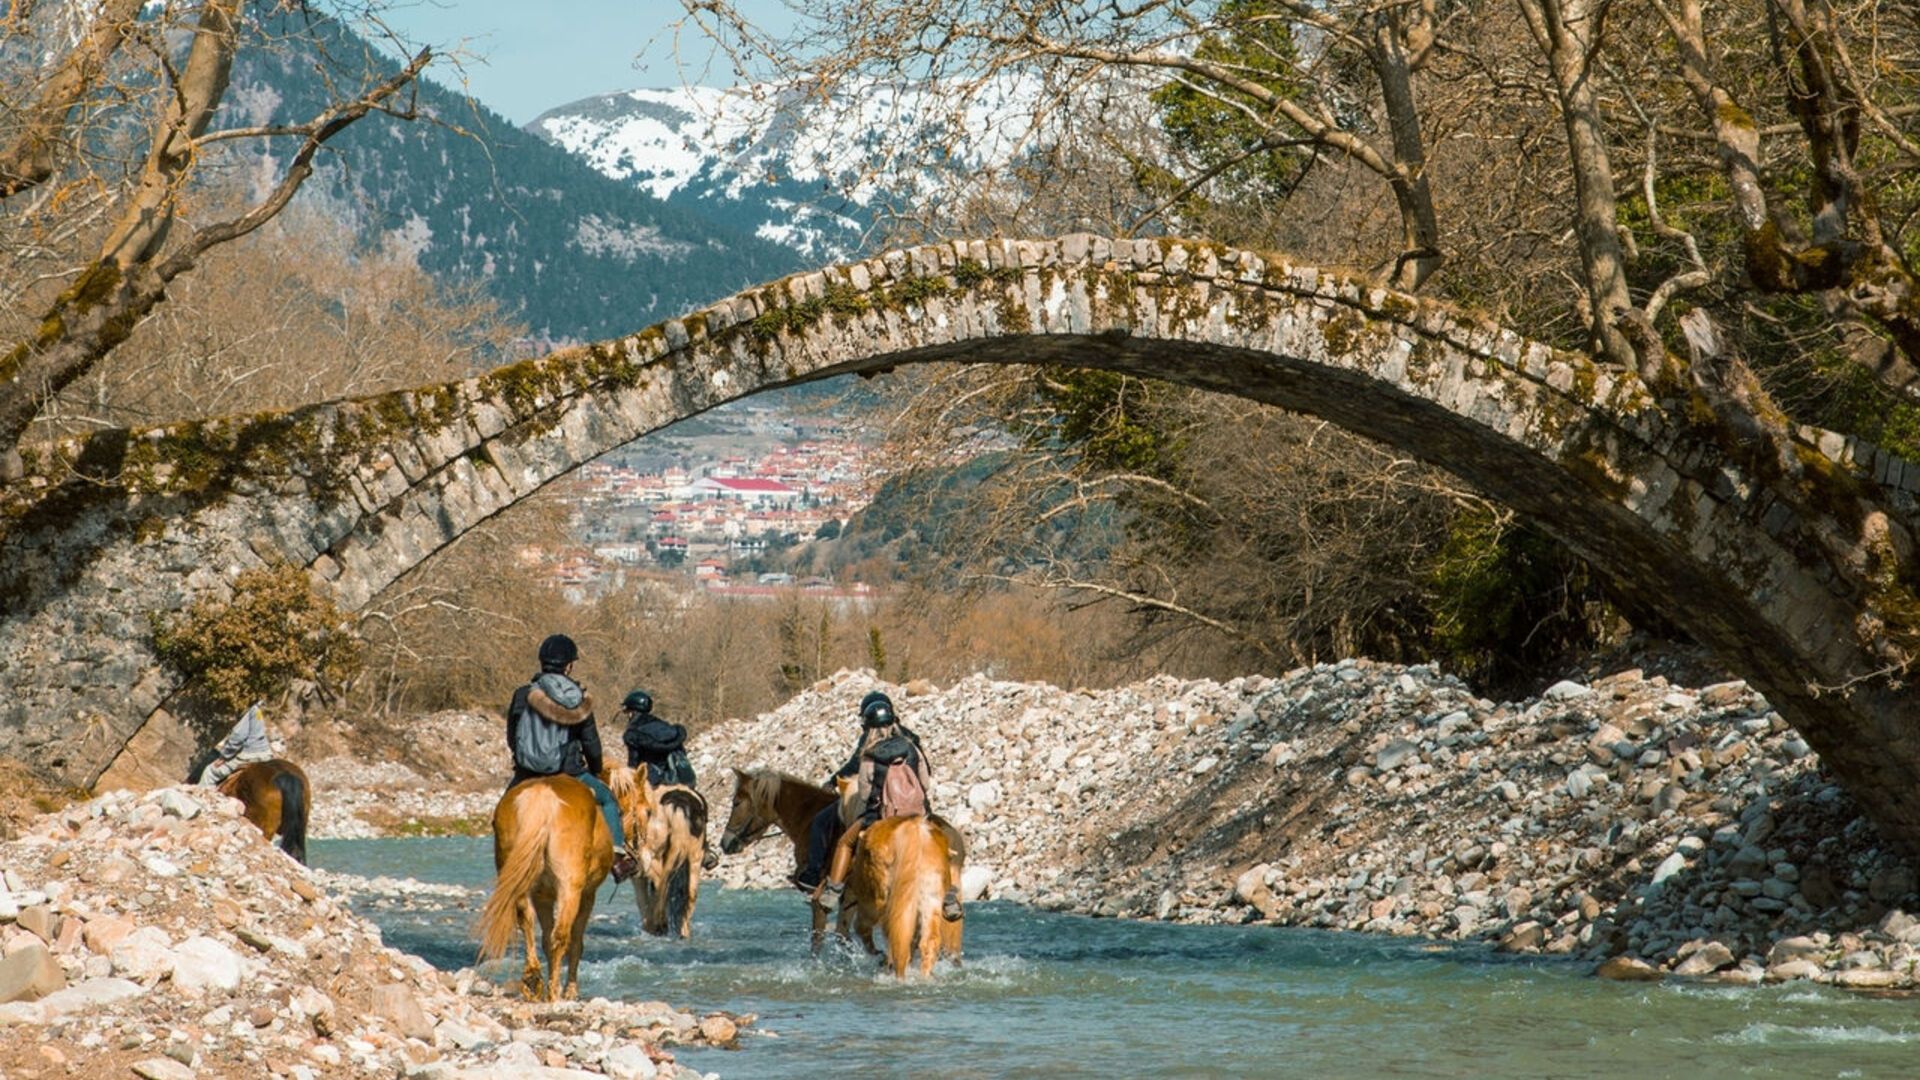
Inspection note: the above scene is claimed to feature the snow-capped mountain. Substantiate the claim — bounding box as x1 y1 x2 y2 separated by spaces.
525 78 1048 261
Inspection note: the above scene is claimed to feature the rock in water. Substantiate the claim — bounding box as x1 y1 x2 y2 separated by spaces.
1673 942 1735 977
1596 956 1662 982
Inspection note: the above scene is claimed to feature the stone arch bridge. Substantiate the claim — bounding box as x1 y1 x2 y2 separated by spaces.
3 236 1917 848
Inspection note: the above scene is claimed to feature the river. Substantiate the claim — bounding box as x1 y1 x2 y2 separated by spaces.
312 837 1918 1078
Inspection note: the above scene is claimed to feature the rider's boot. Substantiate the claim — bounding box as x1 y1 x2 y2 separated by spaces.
610 848 638 884
815 831 856 911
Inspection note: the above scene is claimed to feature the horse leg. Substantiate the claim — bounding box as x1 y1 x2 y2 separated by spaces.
531 895 556 1002
678 855 700 940
810 901 829 957
546 883 581 1003
565 887 597 1001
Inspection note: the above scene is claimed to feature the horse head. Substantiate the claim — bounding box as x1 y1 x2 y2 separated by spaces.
719 766 773 855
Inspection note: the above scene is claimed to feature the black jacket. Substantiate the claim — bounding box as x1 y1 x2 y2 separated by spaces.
830 723 927 784
506 683 605 787
624 716 696 786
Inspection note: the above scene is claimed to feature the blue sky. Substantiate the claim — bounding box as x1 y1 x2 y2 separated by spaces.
374 1 800 124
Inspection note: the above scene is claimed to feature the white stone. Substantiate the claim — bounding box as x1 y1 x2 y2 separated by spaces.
109 928 175 982
170 935 245 996
35 977 144 1018
966 782 1001 812
960 865 993 903
602 1043 658 1080
1543 680 1590 701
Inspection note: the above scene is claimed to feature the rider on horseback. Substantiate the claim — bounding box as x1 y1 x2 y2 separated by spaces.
506 634 638 884
621 690 696 787
791 690 905 893
815 693 962 921
198 700 274 786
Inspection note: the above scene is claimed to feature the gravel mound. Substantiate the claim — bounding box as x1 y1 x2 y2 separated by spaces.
695 662 1920 988
0 785 740 1078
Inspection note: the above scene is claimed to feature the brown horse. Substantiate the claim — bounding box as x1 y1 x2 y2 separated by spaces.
611 769 708 939
217 759 310 865
721 767 965 959
835 783 954 978
475 775 611 1001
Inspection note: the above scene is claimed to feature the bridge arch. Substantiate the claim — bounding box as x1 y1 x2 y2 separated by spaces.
2 235 1916 846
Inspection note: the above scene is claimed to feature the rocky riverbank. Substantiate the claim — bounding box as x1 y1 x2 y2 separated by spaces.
691 662 1920 989
0 784 741 1080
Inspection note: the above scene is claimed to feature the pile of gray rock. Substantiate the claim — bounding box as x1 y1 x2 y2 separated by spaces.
0 784 737 1078
694 662 1920 988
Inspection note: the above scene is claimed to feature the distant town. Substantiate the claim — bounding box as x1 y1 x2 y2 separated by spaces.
530 398 880 603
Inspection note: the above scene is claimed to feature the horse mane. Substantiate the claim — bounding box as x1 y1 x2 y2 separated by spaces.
741 768 831 800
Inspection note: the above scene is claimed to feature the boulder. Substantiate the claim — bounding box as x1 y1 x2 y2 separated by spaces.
1374 740 1419 772
372 983 435 1042
959 865 993 903
109 927 174 982
1766 936 1825 966
699 1014 739 1045
601 1044 658 1080
170 935 244 996
1673 942 1735 977
0 941 64 1003
1596 956 1662 982
130 1059 194 1080
34 977 143 1019
14 905 55 944
82 915 136 955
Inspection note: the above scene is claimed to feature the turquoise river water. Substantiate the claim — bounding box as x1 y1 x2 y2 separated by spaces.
312 838 1920 1078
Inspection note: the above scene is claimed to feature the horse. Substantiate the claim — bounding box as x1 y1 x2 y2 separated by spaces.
475 775 611 1002
834 777 954 978
721 766 966 959
216 759 310 865
717 767 837 869
611 768 707 938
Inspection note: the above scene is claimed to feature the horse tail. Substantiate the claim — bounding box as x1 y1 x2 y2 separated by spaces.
882 818 945 977
477 787 556 962
271 768 309 865
661 789 707 933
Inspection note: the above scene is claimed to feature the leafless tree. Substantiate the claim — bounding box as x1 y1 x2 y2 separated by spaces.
0 1 439 476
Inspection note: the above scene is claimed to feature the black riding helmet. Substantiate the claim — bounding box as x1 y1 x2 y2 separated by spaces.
621 689 653 715
859 689 893 715
537 633 578 672
860 695 896 729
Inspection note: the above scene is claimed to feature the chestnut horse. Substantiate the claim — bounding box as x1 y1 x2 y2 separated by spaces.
217 759 310 865
475 775 611 1001
835 776 954 978
721 767 965 959
611 769 707 938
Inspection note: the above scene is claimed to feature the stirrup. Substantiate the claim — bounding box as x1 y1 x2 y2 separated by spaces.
610 851 638 884
814 880 845 911
702 848 720 871
942 889 963 922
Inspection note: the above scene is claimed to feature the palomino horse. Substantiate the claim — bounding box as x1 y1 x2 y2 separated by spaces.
834 776 955 978
475 775 610 1001
610 768 707 938
721 767 965 959
217 759 310 865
